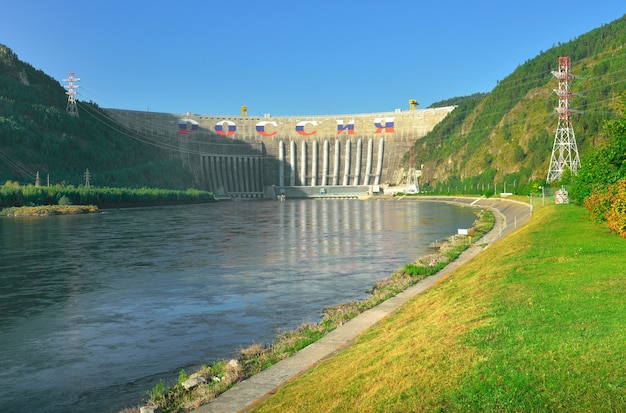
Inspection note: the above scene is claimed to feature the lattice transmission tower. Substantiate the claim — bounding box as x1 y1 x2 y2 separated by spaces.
64 72 80 118
547 56 580 183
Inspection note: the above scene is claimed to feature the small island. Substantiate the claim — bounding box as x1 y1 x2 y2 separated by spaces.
0 205 98 216
0 183 215 217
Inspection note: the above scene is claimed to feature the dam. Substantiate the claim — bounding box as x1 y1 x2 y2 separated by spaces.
106 106 454 198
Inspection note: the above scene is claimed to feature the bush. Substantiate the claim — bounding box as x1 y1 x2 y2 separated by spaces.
583 179 626 237
58 195 72 206
605 180 626 237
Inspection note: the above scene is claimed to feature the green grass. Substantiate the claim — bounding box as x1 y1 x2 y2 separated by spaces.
251 204 626 412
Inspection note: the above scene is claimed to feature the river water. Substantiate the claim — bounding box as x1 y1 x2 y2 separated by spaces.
0 199 476 413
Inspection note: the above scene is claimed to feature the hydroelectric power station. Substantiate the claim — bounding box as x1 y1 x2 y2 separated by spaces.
106 106 454 199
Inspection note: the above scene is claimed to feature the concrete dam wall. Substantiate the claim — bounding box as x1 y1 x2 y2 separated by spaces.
106 107 454 198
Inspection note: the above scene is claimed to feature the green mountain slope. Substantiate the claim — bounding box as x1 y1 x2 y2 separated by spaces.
418 15 626 193
0 45 194 189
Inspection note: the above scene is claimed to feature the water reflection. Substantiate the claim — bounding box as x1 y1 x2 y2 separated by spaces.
0 200 475 413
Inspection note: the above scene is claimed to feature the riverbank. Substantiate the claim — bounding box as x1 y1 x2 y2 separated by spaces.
244 203 626 412
188 196 519 413
128 198 503 412
0 204 98 216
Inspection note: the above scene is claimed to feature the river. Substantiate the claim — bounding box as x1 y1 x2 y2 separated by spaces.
0 199 476 412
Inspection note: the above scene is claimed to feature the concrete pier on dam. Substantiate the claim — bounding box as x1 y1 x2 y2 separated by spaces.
106 107 454 198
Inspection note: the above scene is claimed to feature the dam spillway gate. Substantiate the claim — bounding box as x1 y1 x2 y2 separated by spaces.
201 155 265 198
197 137 383 199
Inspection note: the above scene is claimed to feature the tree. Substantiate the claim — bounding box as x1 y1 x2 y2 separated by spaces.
571 93 626 200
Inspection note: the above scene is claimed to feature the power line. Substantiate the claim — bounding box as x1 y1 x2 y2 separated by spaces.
0 148 37 180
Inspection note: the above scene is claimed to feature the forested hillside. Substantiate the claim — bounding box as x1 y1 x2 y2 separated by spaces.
418 14 626 194
0 45 194 189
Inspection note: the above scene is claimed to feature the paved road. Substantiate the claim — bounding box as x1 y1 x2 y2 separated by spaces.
420 196 533 239
192 196 532 413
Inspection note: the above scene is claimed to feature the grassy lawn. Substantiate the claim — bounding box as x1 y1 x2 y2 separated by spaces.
251 204 626 412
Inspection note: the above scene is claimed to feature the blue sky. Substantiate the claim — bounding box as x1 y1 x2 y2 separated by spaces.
1 1 623 116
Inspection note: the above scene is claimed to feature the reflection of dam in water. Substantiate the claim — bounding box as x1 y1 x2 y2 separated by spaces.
106 107 454 198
